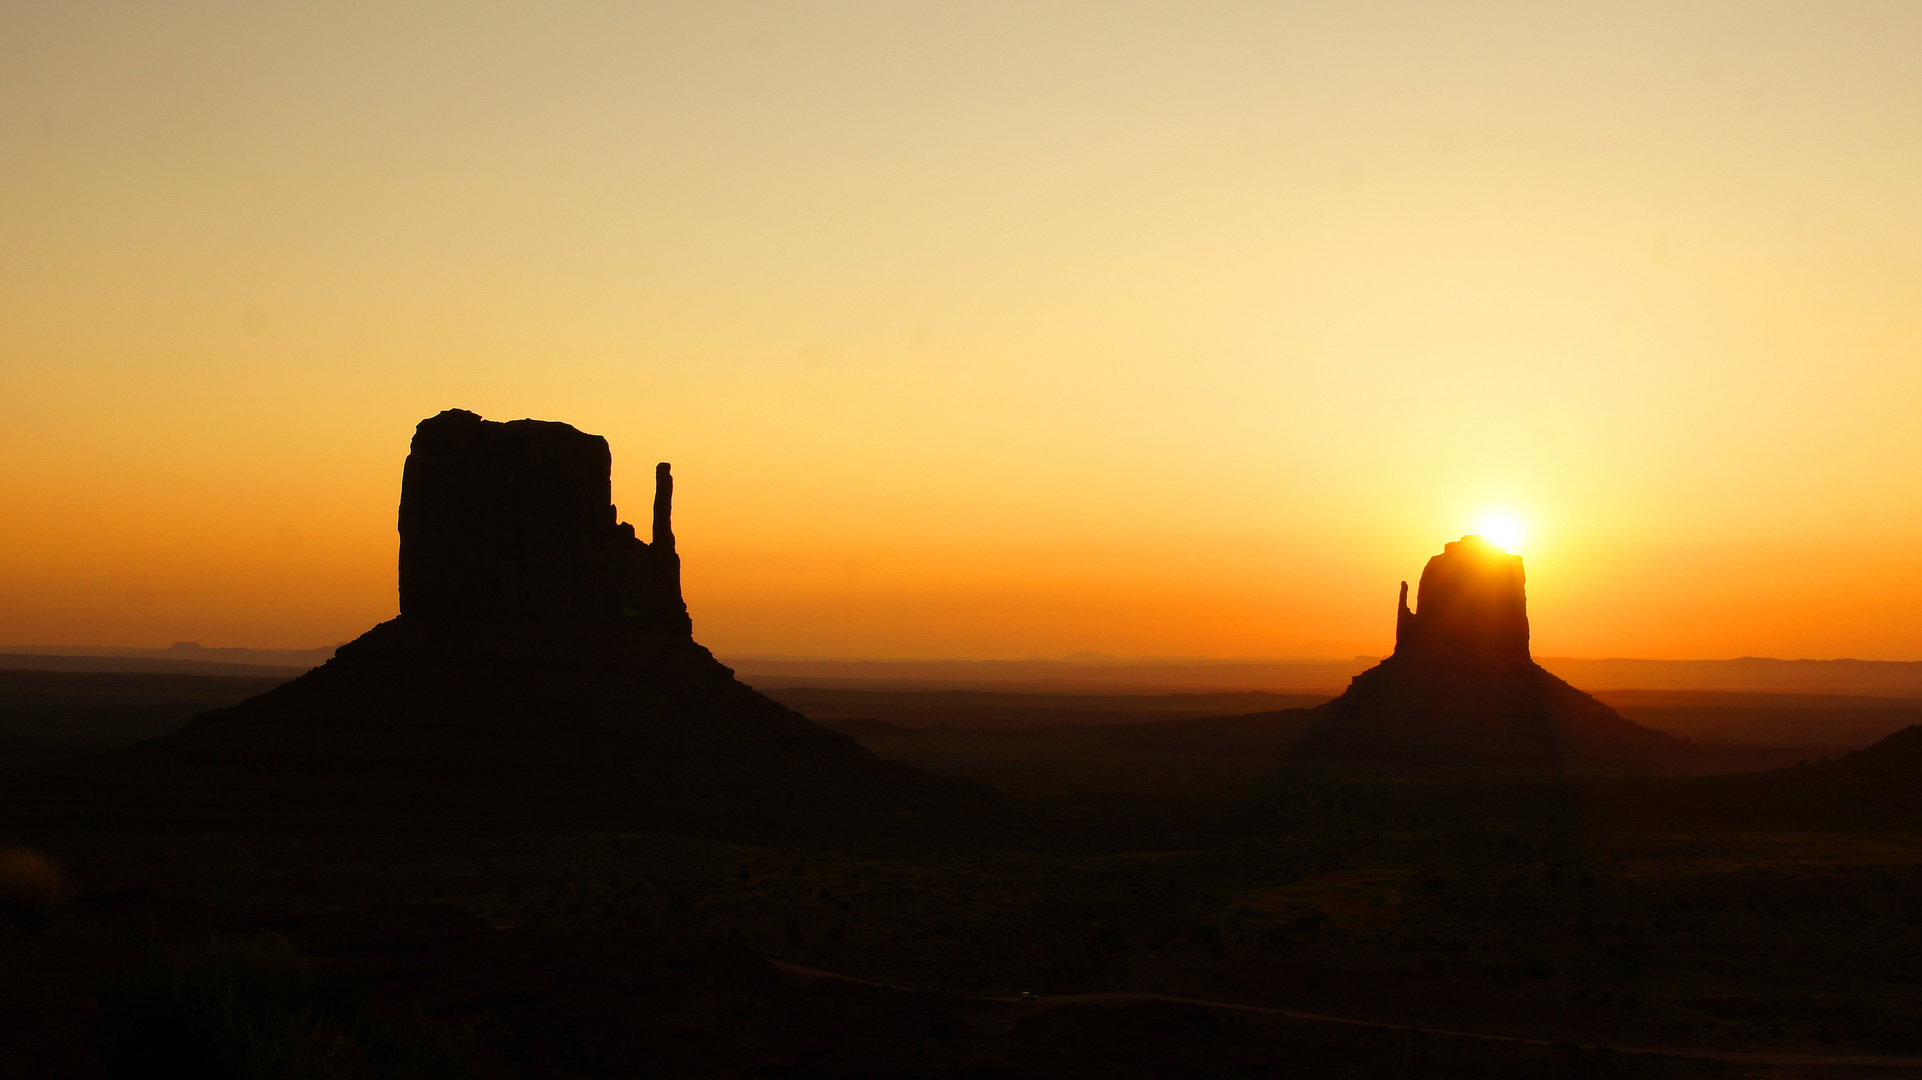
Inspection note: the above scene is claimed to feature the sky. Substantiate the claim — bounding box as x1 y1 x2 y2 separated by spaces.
3 1 1920 661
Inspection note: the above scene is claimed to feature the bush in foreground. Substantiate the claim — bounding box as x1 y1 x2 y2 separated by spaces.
0 843 63 932
93 930 481 1080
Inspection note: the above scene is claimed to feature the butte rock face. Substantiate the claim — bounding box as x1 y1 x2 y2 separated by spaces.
395 411 691 632
1301 535 1696 772
61 410 969 831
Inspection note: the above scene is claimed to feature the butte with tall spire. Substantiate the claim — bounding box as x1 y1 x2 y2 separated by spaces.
47 409 971 831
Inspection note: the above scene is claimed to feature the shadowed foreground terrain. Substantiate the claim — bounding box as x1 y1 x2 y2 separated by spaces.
7 669 1922 1077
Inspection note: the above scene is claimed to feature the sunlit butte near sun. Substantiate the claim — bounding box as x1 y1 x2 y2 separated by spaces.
3 4 1922 662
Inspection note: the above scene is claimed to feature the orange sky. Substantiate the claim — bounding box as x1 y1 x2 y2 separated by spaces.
3 3 1920 661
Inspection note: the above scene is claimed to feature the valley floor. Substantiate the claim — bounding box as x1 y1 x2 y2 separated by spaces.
7 675 1922 1077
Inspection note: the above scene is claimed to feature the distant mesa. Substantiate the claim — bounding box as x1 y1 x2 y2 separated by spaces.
53 409 970 831
1301 535 1698 771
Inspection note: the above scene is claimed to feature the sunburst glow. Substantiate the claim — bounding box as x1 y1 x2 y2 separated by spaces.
1475 513 1526 553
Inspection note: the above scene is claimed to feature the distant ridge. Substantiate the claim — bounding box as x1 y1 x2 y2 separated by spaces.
0 642 336 670
723 654 1922 699
1536 656 1922 697
723 656 1371 693
11 645 1917 699
0 653 308 679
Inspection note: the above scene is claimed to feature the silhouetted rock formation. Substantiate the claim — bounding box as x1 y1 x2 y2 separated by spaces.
53 410 972 832
397 410 689 633
1303 536 1697 772
1393 537 1530 667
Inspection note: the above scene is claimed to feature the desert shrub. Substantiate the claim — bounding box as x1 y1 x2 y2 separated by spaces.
0 843 63 931
94 931 344 1079
92 930 479 1080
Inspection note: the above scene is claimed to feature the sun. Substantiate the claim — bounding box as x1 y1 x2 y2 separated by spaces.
1474 512 1526 553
